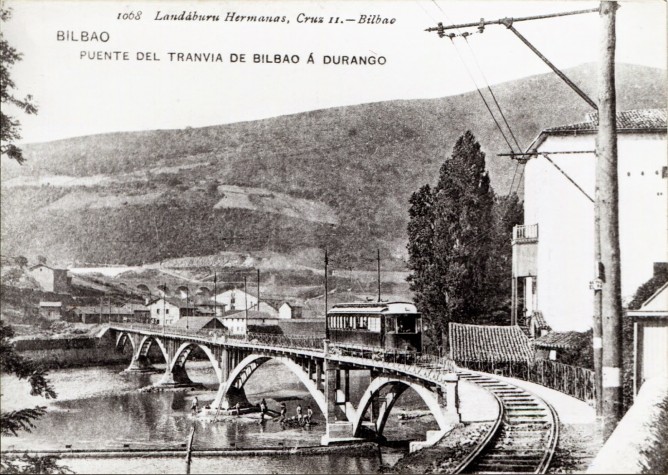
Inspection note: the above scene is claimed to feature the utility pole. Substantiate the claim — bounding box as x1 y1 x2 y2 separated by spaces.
213 271 218 317
186 287 190 332
257 269 261 311
376 249 381 302
244 276 248 339
324 249 329 340
162 284 166 337
597 1 622 440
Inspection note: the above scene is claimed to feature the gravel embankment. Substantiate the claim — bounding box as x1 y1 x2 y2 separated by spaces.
385 422 492 474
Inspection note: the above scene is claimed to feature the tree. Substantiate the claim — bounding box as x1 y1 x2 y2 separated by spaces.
406 131 521 347
1 8 38 165
0 321 70 473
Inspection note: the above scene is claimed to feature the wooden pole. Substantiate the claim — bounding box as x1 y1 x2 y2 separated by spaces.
597 0 623 440
244 276 248 339
376 249 381 302
324 249 329 340
185 424 195 474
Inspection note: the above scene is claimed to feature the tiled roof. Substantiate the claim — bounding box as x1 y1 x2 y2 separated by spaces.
532 311 551 331
545 109 666 133
170 316 227 331
449 323 534 363
534 331 585 350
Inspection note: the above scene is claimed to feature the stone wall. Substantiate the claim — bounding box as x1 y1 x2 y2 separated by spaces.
13 334 132 369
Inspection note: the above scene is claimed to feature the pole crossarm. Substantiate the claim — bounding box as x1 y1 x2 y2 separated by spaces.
425 8 599 33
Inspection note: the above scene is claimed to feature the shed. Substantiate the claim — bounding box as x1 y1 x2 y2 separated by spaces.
627 282 668 396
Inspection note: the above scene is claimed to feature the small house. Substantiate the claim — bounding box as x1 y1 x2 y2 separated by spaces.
279 301 303 319
28 265 71 293
627 282 668 396
39 301 63 320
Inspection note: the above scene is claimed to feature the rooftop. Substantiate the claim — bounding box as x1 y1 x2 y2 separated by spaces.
170 316 227 332
528 109 667 151
534 331 586 350
449 322 534 363
546 109 666 133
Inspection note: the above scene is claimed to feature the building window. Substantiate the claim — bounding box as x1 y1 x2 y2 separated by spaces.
157 309 161 314
166 309 169 314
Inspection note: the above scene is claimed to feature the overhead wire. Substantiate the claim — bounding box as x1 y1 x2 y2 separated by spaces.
422 0 528 252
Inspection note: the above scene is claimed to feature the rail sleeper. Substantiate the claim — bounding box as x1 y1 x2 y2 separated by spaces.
457 370 559 474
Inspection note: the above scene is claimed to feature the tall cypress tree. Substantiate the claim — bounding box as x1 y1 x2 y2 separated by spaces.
407 131 503 347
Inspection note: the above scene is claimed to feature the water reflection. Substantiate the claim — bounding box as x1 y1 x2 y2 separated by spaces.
1 361 436 473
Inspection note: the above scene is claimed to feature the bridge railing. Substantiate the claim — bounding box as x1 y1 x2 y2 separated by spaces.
330 344 456 372
108 323 324 351
456 359 596 402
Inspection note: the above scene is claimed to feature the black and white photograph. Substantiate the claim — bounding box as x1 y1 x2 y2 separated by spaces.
0 1 666 473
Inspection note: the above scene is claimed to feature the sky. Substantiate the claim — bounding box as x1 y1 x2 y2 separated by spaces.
2 0 666 144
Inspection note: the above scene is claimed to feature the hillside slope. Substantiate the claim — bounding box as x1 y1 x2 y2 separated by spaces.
1 63 665 267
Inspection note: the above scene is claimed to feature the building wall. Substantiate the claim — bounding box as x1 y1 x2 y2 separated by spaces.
214 290 257 312
29 266 56 292
524 132 667 331
148 299 181 325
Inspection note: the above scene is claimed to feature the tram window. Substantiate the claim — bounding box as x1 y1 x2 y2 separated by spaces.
368 317 380 332
358 316 368 329
396 315 416 333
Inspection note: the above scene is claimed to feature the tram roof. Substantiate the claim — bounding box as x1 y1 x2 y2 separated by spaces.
329 301 418 314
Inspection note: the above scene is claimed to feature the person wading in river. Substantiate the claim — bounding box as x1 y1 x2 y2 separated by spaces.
296 404 303 425
278 403 287 424
259 398 267 423
191 396 199 415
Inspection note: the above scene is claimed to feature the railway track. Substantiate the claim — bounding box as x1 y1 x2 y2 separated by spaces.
456 371 559 474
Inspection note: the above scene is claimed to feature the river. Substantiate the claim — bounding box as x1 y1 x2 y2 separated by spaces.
1 360 439 473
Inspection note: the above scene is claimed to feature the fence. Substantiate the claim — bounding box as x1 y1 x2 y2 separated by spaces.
108 323 458 371
109 323 323 351
457 358 596 402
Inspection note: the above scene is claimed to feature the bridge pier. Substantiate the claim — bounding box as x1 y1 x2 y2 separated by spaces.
125 354 155 372
322 362 359 445
156 364 199 387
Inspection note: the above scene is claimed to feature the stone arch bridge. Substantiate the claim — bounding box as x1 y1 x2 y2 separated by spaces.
102 324 461 446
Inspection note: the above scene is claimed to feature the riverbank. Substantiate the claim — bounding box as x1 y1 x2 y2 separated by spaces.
1 441 379 459
12 334 132 370
385 422 492 473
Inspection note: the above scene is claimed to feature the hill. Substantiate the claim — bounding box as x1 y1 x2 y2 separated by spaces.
1 63 665 268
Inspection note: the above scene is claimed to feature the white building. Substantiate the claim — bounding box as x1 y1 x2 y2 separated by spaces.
279 302 303 319
27 265 71 293
512 109 667 331
147 297 185 325
628 281 668 396
212 289 279 317
219 311 279 335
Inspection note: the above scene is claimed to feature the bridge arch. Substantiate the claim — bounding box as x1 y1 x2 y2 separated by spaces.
170 341 222 383
137 335 169 363
352 376 447 437
115 331 136 354
136 284 150 295
213 354 327 416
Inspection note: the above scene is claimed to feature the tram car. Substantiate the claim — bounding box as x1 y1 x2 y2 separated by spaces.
326 301 422 354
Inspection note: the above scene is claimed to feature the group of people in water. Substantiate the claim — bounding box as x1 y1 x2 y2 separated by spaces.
276 400 314 427
190 396 314 427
